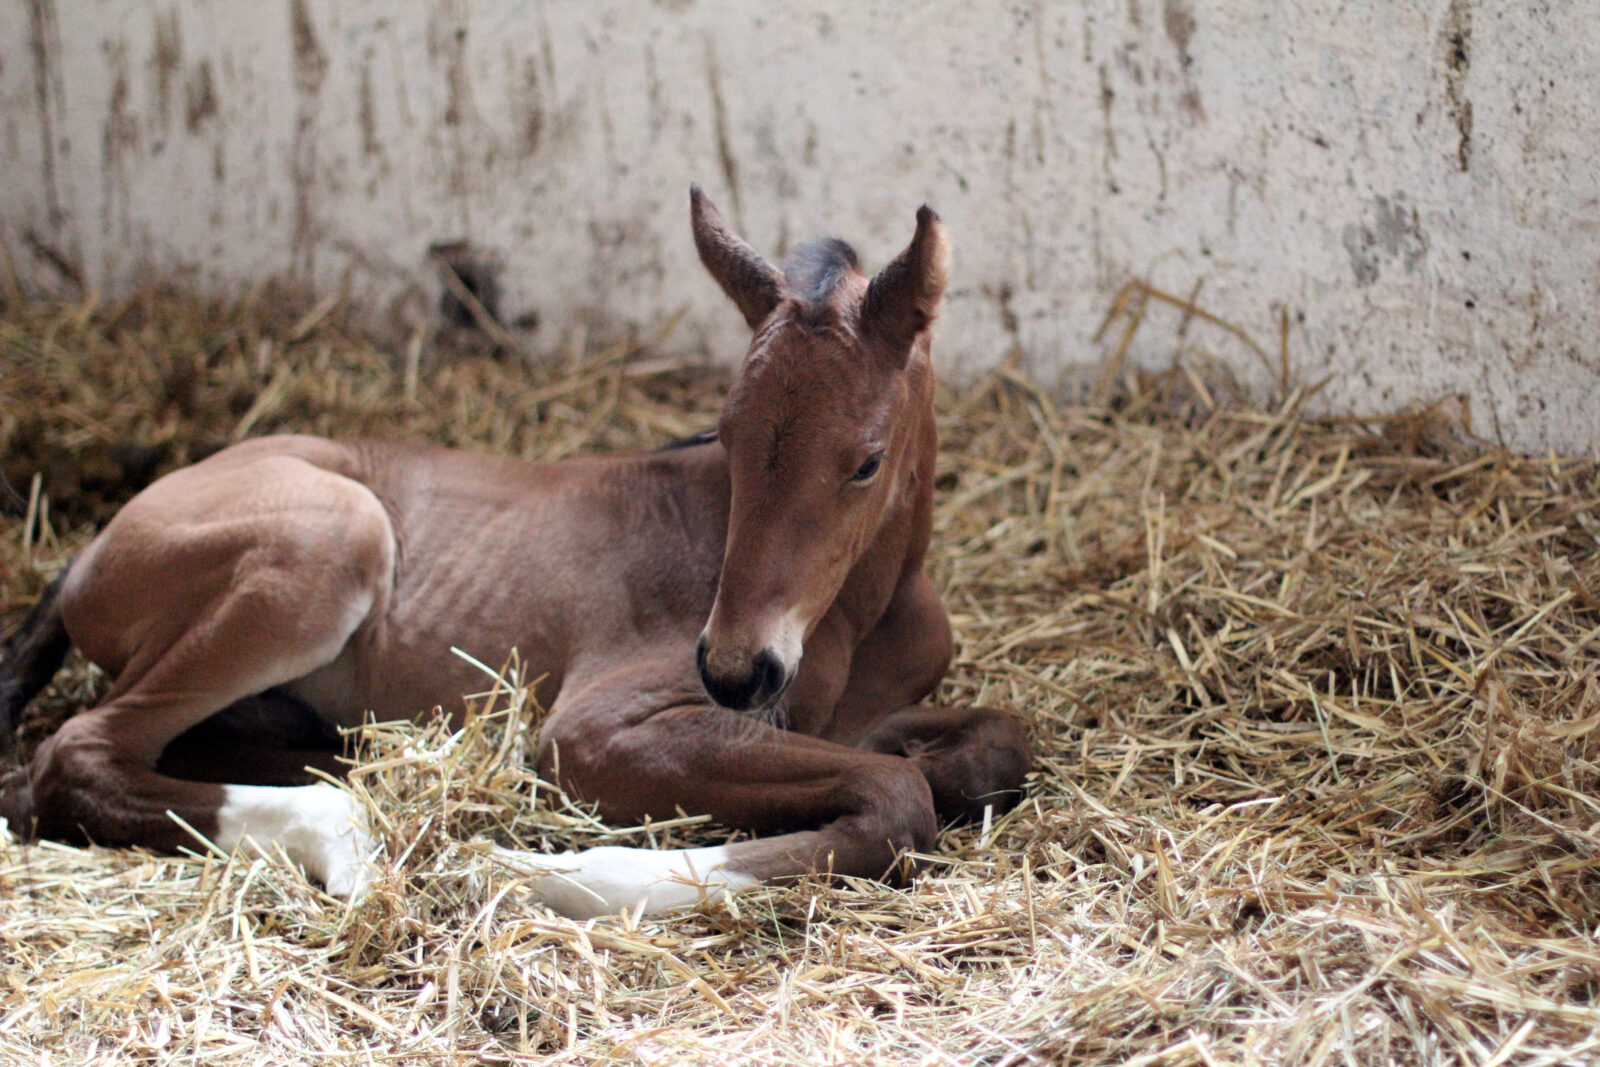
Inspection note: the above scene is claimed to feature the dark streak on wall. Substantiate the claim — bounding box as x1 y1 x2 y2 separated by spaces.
102 43 136 236
150 8 181 131
515 53 544 157
358 61 380 158
289 0 326 282
25 0 63 229
704 37 743 232
185 59 216 134
1442 0 1472 171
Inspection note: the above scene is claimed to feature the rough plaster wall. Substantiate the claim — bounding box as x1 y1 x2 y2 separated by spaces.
1 0 1596 453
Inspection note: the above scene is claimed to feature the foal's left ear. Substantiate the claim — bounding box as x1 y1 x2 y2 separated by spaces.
862 206 951 361
690 184 784 331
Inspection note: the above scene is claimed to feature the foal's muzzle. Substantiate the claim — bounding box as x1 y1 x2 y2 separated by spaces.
696 632 791 713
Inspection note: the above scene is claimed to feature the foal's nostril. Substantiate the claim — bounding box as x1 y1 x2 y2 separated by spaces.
751 648 785 704
697 640 790 712
695 632 710 676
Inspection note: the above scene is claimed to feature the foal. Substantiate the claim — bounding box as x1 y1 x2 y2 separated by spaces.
0 189 1031 918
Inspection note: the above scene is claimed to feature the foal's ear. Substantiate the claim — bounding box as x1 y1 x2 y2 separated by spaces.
862 206 950 360
690 185 783 331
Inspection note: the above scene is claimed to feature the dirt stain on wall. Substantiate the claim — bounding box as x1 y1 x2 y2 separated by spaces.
1163 0 1195 63
102 43 137 235
1163 0 1205 122
1342 194 1428 286
438 26 470 128
290 0 327 93
357 60 381 158
185 59 216 134
289 0 326 281
515 53 544 157
1097 63 1118 194
1441 0 1472 171
25 0 64 229
704 38 743 230
150 8 181 130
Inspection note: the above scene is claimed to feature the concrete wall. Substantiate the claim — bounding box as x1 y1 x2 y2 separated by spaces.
3 0 1596 453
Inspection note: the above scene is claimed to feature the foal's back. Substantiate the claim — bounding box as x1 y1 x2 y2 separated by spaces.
61 433 731 729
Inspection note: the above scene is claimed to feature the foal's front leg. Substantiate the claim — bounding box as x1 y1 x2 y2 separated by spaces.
491 661 942 919
827 574 1033 824
859 704 1032 825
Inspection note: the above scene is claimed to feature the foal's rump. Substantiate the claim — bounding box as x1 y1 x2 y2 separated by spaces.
58 437 396 698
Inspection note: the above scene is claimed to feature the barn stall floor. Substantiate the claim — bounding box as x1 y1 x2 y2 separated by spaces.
2 291 1599 1066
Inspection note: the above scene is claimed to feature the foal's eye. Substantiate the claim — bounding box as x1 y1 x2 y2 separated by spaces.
851 452 885 484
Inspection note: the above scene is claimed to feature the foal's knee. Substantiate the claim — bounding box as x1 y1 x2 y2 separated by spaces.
837 759 940 883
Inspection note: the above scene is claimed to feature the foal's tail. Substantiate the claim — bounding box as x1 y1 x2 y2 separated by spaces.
0 559 74 755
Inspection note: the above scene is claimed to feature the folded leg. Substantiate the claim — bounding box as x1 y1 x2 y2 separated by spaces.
0 456 392 897
859 704 1032 824
493 660 942 919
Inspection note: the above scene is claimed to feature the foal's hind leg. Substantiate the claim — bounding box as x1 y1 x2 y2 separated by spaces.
0 458 392 896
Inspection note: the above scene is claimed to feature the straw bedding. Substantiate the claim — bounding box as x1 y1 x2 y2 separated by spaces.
1 290 1598 1064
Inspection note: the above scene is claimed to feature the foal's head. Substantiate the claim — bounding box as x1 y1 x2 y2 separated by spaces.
689 186 950 714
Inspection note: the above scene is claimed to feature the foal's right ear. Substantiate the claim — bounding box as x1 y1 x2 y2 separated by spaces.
690 185 783 331
862 206 950 359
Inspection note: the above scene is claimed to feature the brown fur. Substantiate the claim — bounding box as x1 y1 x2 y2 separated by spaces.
0 190 1030 893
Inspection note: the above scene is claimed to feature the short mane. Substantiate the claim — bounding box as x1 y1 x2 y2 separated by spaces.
783 238 859 309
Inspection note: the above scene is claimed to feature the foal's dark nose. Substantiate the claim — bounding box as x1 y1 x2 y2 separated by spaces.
697 634 788 712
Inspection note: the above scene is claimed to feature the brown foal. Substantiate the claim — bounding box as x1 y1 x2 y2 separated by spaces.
0 189 1031 918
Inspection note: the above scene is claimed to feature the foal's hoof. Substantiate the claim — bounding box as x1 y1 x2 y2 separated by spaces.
215 782 379 902
922 712 1033 825
308 795 379 901
931 773 1028 826
323 850 377 900
0 769 34 839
